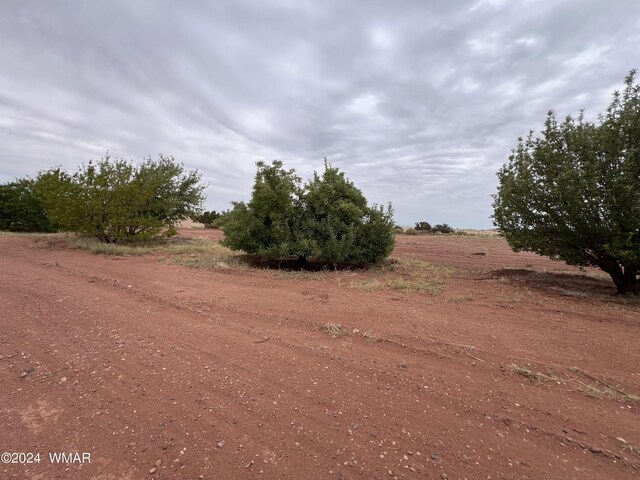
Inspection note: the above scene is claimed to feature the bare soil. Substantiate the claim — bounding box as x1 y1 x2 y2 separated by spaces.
1 230 638 480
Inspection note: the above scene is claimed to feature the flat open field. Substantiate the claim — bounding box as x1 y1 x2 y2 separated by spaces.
1 230 638 480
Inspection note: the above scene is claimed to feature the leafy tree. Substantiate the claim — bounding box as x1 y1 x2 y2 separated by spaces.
414 221 432 232
493 70 640 294
432 223 454 234
192 210 222 228
0 179 55 232
222 160 395 266
34 154 205 242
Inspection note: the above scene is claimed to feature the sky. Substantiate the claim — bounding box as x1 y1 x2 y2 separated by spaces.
1 0 639 229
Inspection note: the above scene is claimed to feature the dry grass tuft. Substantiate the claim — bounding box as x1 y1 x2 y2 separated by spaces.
166 241 244 269
350 259 451 295
274 270 328 280
448 292 474 303
322 322 345 338
617 438 640 458
510 364 560 384
622 393 640 404
63 235 245 269
577 383 617 400
362 330 382 343
66 237 150 256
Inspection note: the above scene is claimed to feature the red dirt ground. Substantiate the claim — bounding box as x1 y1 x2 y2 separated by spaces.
1 230 638 480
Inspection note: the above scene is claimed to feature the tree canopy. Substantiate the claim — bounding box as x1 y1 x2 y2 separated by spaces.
492 70 640 294
222 160 395 266
33 154 205 242
0 179 55 232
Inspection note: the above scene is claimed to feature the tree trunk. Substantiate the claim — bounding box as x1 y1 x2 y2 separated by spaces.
598 256 639 295
622 266 639 295
297 255 308 270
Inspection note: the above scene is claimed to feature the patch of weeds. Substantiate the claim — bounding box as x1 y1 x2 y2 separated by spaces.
168 242 245 270
448 292 474 303
622 393 640 404
350 259 451 295
578 383 616 400
498 286 531 304
510 364 560 384
274 270 328 280
66 237 149 256
570 366 639 404
322 322 344 338
170 254 244 270
41 261 60 268
605 294 640 307
619 438 640 458
362 331 382 343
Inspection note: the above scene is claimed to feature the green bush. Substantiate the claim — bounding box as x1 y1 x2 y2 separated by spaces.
414 221 432 231
34 154 205 243
222 160 395 266
0 179 55 232
433 223 454 234
192 210 222 228
221 160 301 258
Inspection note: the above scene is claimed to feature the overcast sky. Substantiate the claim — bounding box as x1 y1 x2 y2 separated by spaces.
1 0 638 228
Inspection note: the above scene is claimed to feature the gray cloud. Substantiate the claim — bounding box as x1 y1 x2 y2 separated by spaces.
1 0 638 227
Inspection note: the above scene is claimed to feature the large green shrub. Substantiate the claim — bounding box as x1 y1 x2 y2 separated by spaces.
0 179 55 232
493 70 640 294
34 154 205 243
414 221 432 232
222 160 395 266
432 223 454 234
222 160 301 258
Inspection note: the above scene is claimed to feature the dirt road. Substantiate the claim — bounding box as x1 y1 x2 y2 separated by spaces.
1 231 638 479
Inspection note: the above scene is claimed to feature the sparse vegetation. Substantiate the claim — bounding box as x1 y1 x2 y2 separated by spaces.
362 330 382 342
167 243 244 270
61 235 244 269
569 366 640 404
350 258 451 295
510 364 560 383
623 393 640 404
621 440 640 458
66 237 150 256
322 322 345 338
448 292 474 303
577 383 617 400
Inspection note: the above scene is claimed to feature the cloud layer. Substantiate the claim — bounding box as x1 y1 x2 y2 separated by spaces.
1 0 639 228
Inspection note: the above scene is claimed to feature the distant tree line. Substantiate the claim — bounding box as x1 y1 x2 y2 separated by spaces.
413 221 455 234
192 210 226 228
